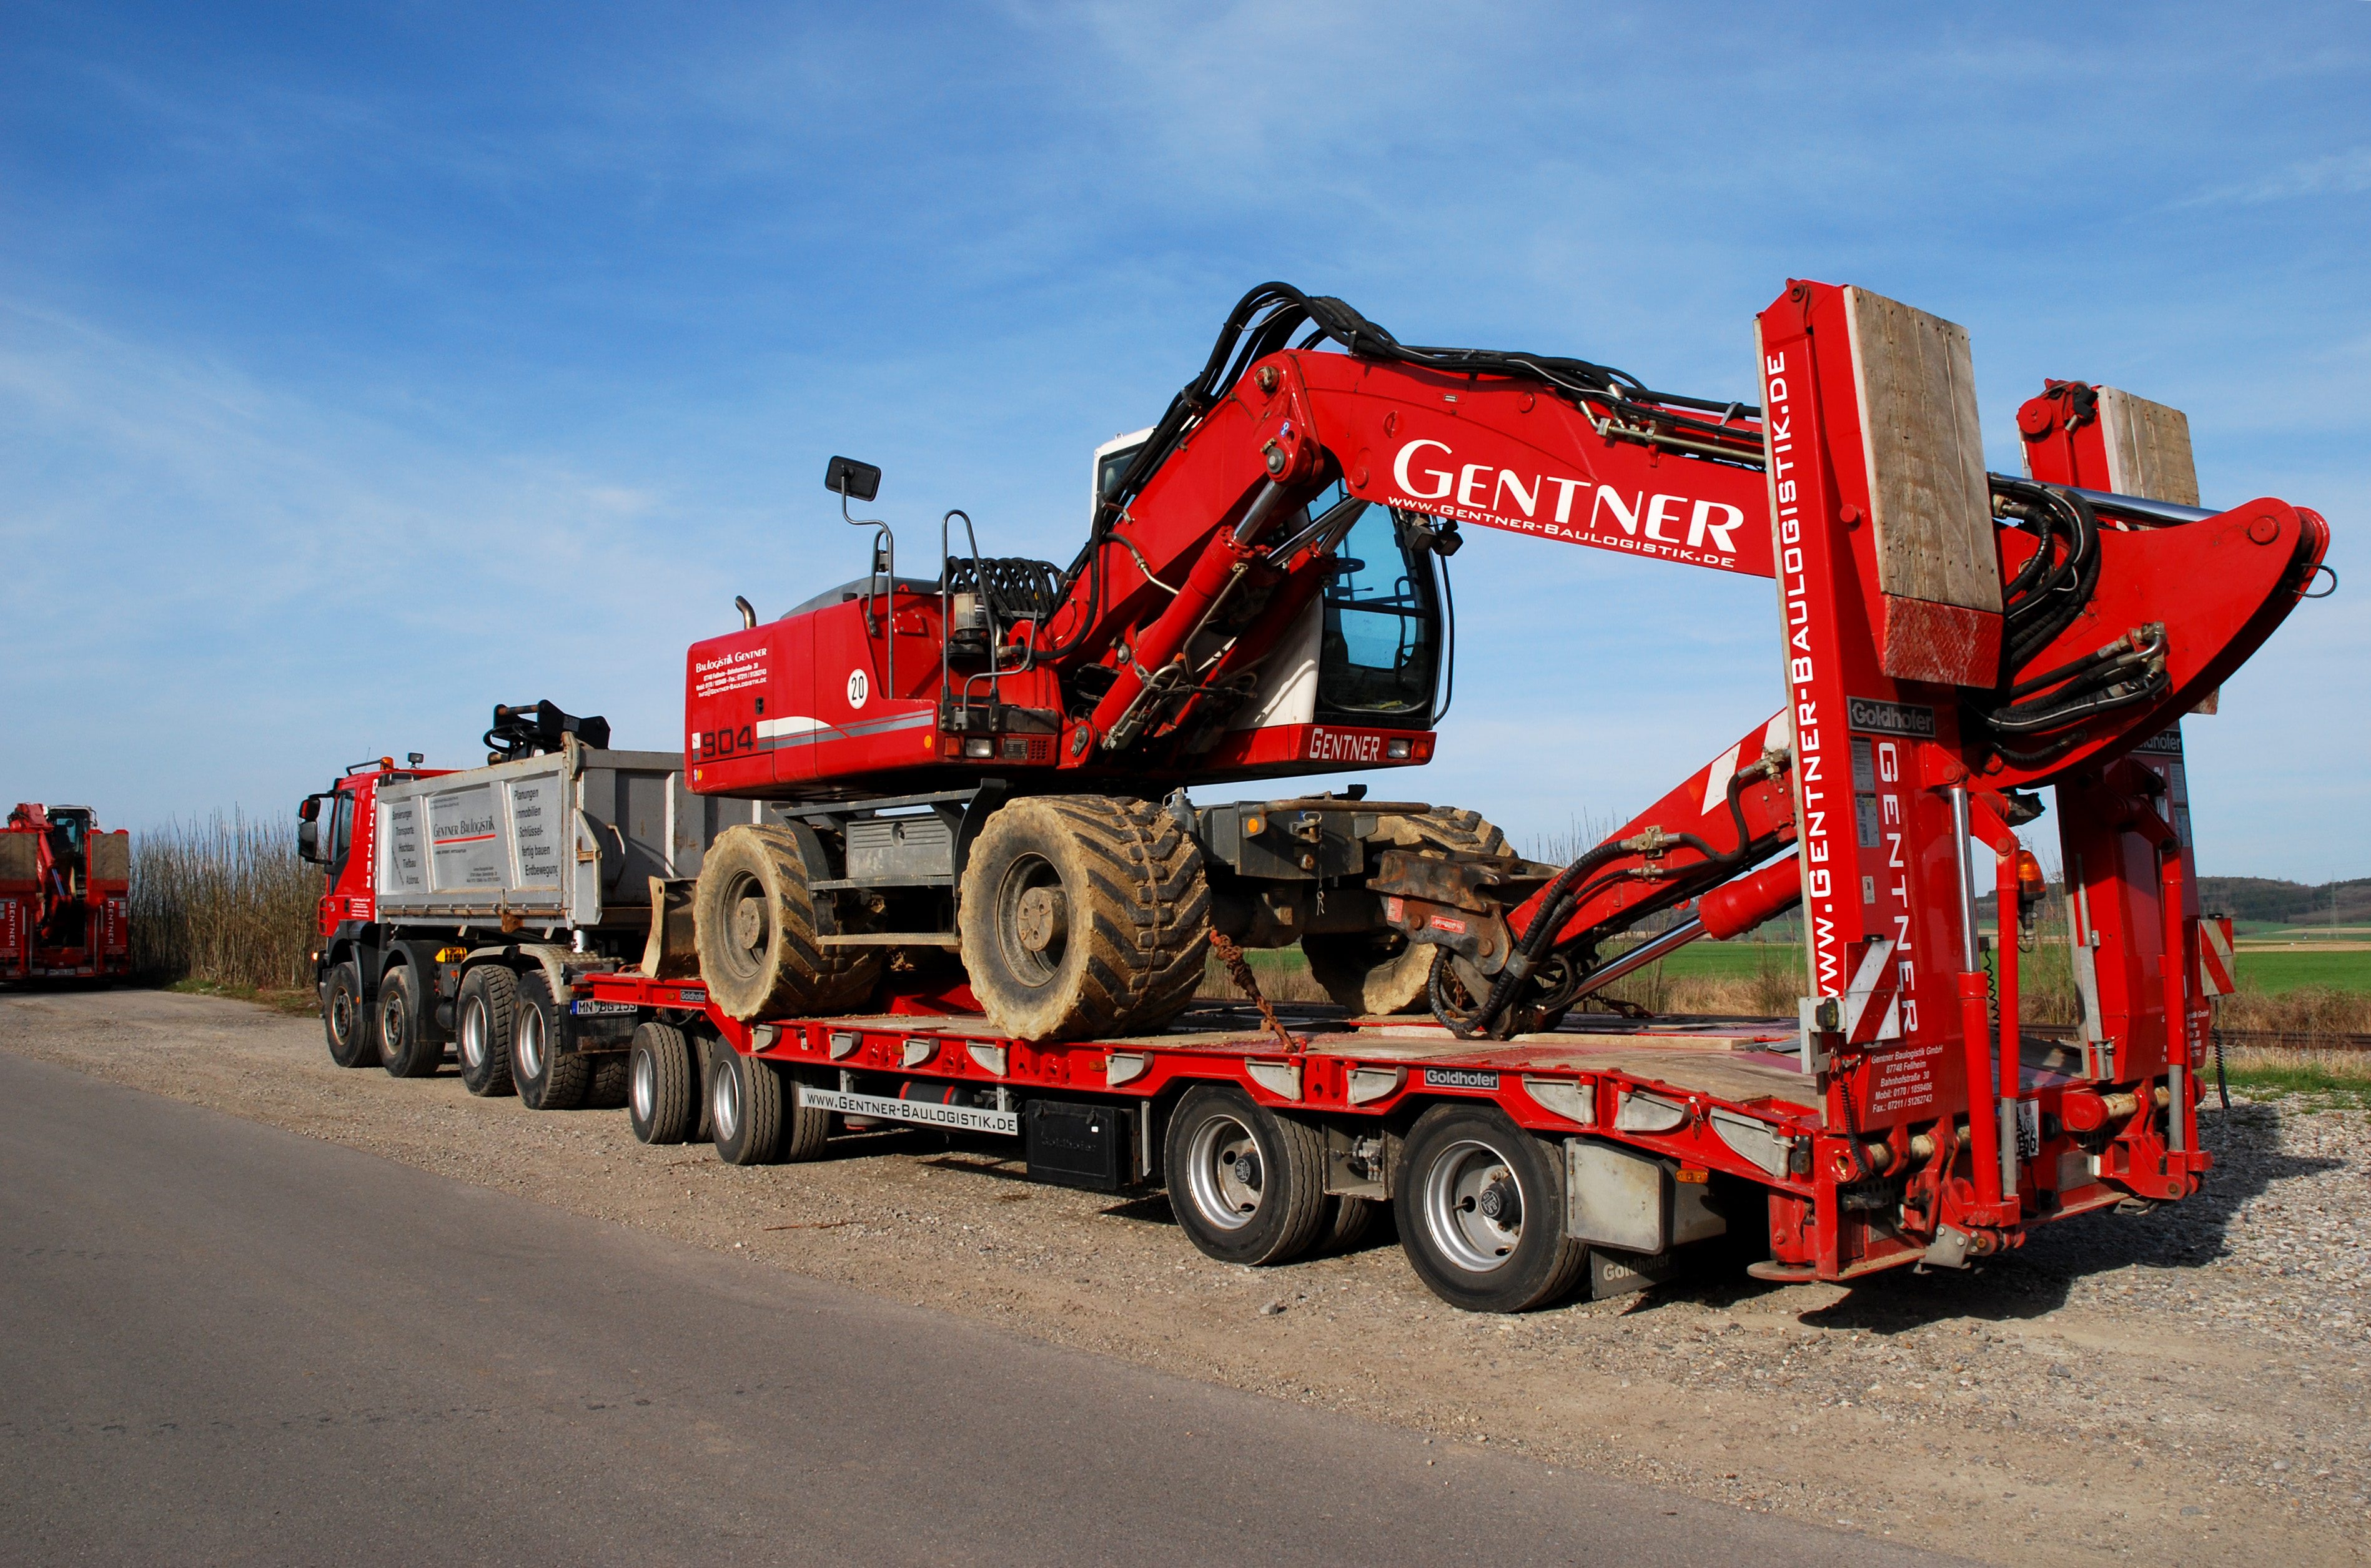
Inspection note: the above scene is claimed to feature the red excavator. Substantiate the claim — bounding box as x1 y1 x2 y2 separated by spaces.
678 279 2326 1118
1 803 132 982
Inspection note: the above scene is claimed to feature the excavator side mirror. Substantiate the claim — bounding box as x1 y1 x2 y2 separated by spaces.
824 456 881 503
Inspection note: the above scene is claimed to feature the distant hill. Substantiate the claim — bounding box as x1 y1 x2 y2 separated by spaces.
2194 876 2371 925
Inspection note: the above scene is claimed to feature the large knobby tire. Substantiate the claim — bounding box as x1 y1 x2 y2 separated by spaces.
1395 1103 1588 1313
1305 807 1511 1016
512 970 590 1112
628 1022 697 1145
455 966 518 1098
959 796 1209 1042
323 961 379 1069
377 966 443 1078
710 1047 785 1165
694 825 879 1023
1163 1085 1330 1267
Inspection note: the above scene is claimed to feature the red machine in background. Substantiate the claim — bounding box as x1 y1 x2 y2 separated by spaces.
0 804 131 982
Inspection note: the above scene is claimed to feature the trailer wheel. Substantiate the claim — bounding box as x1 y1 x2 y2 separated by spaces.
512 970 590 1112
1394 1103 1587 1313
1163 1085 1329 1266
628 1022 696 1143
323 962 378 1069
1321 1193 1383 1254
959 796 1209 1042
587 1053 630 1110
455 967 518 1098
710 1047 785 1165
377 966 443 1078
693 825 880 1023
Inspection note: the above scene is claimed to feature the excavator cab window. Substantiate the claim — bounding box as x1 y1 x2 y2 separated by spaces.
1314 506 1442 727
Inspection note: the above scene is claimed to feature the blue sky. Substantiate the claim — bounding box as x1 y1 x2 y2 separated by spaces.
2 2 2364 880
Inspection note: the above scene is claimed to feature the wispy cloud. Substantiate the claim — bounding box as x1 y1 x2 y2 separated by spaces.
2179 145 2371 206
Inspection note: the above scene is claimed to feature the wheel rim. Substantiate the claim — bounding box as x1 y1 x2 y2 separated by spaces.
458 998 485 1069
380 993 405 1059
631 1049 655 1121
1182 1113 1264 1231
329 988 354 1045
518 1007 545 1079
713 1058 742 1142
718 870 770 985
991 852 1068 989
1420 1137 1526 1275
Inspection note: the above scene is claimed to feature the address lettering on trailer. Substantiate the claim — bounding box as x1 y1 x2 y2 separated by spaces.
1423 1067 1500 1091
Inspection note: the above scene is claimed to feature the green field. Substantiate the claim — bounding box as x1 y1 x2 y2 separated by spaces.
2229 948 2371 995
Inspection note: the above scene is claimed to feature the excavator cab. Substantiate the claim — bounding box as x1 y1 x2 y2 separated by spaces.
1314 505 1446 728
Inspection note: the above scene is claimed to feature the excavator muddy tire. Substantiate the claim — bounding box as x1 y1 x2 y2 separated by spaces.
1303 807 1512 1015
958 796 1209 1042
693 824 881 1023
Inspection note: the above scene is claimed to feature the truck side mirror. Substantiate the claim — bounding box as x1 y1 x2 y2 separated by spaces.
825 455 882 503
299 795 322 822
297 820 321 864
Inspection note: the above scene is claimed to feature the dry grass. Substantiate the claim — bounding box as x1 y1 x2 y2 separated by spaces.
131 812 317 992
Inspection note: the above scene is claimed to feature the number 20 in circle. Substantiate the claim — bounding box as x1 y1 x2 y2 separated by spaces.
846 668 869 708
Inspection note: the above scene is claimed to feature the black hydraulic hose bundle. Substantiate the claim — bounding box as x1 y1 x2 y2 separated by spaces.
1971 479 2168 769
1046 283 1765 673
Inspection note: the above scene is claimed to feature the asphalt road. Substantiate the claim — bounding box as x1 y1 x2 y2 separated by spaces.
0 1051 1952 1567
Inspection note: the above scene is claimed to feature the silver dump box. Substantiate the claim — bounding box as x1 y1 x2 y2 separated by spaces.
371 740 758 932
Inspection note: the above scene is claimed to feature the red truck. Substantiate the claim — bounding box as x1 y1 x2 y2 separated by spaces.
1 804 131 982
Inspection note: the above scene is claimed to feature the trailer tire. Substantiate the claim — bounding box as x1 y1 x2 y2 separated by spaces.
512 971 590 1112
1321 1193 1383 1253
322 961 378 1070
1163 1085 1329 1266
694 825 879 1023
959 796 1209 1042
710 1047 785 1165
1395 1103 1588 1313
455 966 518 1098
628 1022 696 1144
377 966 443 1078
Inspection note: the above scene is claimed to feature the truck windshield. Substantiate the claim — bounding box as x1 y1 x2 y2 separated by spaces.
1315 507 1441 727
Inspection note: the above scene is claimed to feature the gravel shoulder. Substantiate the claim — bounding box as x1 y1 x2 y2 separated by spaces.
6 986 2367 1564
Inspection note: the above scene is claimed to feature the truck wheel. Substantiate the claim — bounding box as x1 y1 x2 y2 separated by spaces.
1394 1103 1587 1313
455 966 518 1097
322 962 378 1069
694 825 880 1023
587 1053 630 1109
1305 809 1510 1016
1163 1085 1329 1266
959 796 1209 1042
512 970 590 1111
628 1022 697 1144
377 966 443 1078
710 1047 784 1165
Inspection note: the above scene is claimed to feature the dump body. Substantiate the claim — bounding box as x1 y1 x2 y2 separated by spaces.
368 741 749 933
